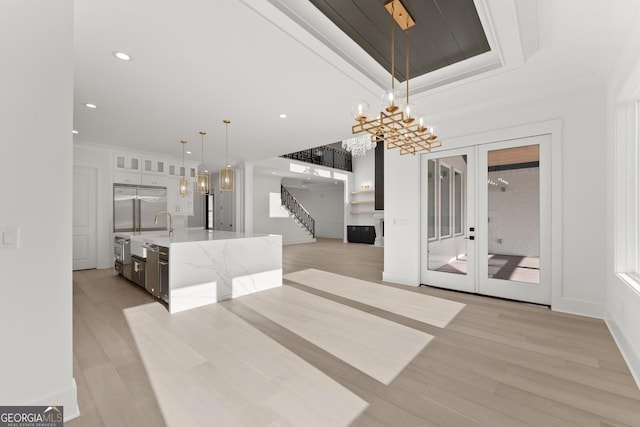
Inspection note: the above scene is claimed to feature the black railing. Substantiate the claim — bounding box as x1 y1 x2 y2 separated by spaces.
281 185 315 237
281 145 352 172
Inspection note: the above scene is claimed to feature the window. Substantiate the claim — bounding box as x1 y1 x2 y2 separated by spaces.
428 158 465 241
454 170 463 235
428 160 436 239
614 96 640 290
440 164 451 237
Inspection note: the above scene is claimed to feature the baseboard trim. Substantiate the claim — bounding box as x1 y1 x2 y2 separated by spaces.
551 297 605 319
382 271 418 286
605 314 640 390
30 378 79 422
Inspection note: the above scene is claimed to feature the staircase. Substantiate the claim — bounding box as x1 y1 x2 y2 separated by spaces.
281 185 315 238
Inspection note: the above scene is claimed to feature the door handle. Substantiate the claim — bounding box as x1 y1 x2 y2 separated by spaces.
464 236 475 240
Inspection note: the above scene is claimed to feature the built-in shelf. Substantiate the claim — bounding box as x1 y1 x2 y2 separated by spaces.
350 189 375 215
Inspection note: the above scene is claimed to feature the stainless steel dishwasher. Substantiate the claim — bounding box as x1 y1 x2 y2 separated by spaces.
131 254 146 288
145 244 160 298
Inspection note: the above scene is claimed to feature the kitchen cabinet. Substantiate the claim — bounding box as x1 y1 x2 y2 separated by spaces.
114 153 141 172
167 177 194 215
141 174 168 187
168 162 198 180
167 162 186 178
113 170 142 185
143 158 166 175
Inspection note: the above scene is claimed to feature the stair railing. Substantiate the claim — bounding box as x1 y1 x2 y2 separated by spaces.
281 145 352 172
281 185 315 237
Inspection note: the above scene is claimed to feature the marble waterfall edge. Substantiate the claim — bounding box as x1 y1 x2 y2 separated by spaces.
169 234 282 313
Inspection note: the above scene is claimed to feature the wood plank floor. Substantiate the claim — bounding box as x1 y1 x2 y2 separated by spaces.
67 238 640 426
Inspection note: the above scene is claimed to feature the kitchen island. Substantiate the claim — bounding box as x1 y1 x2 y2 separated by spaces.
129 230 282 313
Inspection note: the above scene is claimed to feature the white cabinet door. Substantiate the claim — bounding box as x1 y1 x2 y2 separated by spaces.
114 153 141 172
167 162 187 178
113 170 142 185
167 177 193 215
141 174 168 187
143 158 167 175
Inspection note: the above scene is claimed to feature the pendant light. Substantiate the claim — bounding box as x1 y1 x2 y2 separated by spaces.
179 140 189 197
219 119 234 192
196 131 210 194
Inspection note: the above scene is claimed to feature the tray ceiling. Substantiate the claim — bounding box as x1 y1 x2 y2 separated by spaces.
308 0 490 82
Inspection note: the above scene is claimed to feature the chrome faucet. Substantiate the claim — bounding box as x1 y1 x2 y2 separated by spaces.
154 211 174 236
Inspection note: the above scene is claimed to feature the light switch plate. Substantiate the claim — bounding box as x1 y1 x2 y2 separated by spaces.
1 226 20 249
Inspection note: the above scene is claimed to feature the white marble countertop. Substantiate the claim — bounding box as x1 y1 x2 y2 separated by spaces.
128 229 276 246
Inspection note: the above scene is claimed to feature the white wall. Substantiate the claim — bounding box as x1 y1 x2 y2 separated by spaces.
0 0 78 419
384 75 607 317
252 174 315 244
288 186 344 238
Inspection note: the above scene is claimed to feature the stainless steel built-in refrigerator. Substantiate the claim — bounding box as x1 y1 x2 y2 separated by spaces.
113 185 168 232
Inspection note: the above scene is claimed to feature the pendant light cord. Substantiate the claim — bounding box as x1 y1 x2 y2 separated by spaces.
405 29 410 105
390 1 395 96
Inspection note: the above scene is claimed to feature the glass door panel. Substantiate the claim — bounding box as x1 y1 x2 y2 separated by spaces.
421 148 475 293
478 135 551 305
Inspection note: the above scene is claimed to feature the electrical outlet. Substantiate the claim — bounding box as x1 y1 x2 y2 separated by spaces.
0 226 20 250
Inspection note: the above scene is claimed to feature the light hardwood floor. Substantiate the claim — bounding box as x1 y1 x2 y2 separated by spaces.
68 238 640 426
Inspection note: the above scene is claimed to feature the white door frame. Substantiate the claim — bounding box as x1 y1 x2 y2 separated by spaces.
419 119 562 307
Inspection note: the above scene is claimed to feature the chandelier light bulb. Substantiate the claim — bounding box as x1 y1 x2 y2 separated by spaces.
401 102 417 124
382 89 399 113
351 100 371 122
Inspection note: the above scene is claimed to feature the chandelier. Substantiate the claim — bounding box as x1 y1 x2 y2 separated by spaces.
350 0 442 156
341 135 377 157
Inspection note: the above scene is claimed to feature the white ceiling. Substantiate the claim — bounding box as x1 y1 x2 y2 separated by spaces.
73 0 640 173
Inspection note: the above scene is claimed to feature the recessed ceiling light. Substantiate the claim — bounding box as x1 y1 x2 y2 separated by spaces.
186 151 192 155
85 103 97 109
204 170 208 173
72 130 78 134
279 113 287 119
113 51 131 61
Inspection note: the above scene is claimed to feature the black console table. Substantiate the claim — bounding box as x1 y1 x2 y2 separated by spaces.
347 225 376 244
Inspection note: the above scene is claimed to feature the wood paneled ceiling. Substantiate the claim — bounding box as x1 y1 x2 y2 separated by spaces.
309 0 491 82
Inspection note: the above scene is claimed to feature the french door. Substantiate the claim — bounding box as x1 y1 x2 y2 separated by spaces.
420 135 551 305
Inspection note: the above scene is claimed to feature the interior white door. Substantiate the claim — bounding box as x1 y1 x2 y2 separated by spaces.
477 135 551 305
420 135 551 305
420 147 476 293
73 166 97 270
